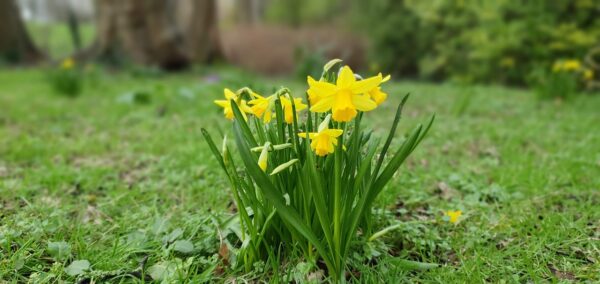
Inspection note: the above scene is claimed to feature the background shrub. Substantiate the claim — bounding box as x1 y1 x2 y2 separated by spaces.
355 0 600 86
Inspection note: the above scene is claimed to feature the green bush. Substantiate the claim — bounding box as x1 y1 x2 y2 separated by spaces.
357 0 600 86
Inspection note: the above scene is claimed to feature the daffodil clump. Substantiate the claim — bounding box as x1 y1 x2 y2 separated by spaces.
48 57 83 97
203 60 434 281
552 59 594 82
535 59 596 99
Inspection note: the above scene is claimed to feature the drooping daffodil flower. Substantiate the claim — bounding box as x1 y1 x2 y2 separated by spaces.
248 93 276 123
280 95 307 124
214 88 253 120
298 114 343 156
367 74 391 105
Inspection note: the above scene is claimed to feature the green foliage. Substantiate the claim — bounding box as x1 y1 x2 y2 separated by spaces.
294 46 326 80
202 61 433 281
358 0 600 86
264 0 343 26
531 68 579 99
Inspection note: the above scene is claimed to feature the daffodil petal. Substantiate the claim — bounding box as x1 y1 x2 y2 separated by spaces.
351 74 382 94
337 66 356 88
352 94 377 111
293 98 307 111
322 129 343 137
308 76 337 96
310 95 335 112
214 100 229 107
382 74 391 83
224 88 237 100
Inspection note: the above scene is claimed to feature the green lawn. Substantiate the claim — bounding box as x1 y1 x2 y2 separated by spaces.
1 67 599 282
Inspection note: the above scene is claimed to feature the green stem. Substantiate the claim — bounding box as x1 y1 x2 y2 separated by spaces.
333 122 346 279
333 149 341 275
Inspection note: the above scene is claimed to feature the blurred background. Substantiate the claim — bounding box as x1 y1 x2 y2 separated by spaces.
2 0 599 91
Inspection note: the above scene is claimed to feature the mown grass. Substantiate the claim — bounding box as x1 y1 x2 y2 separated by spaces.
1 67 599 283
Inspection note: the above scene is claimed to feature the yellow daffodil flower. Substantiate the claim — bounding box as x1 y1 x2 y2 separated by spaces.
258 142 271 172
280 96 307 124
61 58 75 70
553 59 582 73
307 76 326 105
499 57 515 68
307 66 383 122
367 74 391 105
214 88 253 120
445 210 462 224
583 69 594 81
562 60 581 71
298 114 343 156
248 93 275 123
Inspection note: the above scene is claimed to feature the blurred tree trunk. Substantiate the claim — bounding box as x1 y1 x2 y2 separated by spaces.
91 0 221 70
236 0 268 25
0 0 43 63
176 0 222 63
288 0 301 28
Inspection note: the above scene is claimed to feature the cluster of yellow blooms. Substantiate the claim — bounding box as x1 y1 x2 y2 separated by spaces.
214 66 390 159
552 59 594 81
61 57 75 70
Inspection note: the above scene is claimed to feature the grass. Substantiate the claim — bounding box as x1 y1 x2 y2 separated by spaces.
0 66 599 282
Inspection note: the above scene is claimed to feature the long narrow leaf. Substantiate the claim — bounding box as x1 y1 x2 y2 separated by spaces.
232 121 335 270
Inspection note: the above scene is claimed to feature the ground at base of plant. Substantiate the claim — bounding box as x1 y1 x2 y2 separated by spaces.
0 68 599 282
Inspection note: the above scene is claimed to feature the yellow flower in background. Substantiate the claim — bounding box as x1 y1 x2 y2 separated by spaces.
563 60 581 71
554 59 582 73
214 88 253 120
249 93 275 123
445 210 462 224
367 74 391 105
61 58 75 70
499 57 515 68
552 61 562 73
280 96 307 124
308 66 383 122
583 69 594 81
298 114 343 156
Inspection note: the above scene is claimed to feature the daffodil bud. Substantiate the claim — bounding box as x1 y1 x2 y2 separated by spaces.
258 142 271 172
318 114 332 133
270 159 299 176
222 135 229 166
251 143 292 152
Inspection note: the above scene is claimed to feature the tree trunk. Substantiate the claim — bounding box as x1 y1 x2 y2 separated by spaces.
0 0 43 63
91 0 221 70
236 0 267 26
177 0 222 63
